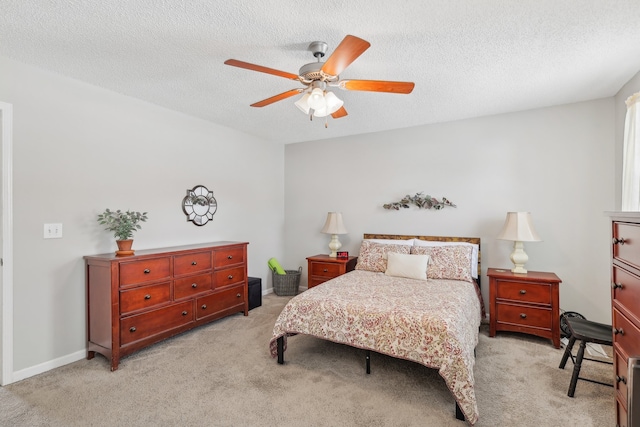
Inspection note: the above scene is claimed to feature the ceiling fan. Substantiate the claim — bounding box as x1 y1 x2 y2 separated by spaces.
224 35 415 126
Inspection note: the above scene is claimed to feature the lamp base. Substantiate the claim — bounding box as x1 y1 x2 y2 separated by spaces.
509 241 529 274
328 234 342 257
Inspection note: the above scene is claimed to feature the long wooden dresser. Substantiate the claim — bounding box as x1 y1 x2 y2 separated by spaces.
609 213 640 427
85 241 248 371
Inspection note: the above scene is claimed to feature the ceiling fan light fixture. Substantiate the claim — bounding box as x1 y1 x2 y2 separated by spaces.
294 92 311 114
324 91 343 115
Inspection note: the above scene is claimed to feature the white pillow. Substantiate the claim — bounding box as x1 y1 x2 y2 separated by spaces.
385 252 429 280
413 240 478 278
365 238 415 246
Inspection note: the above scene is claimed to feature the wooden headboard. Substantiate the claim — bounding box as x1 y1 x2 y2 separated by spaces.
363 233 482 285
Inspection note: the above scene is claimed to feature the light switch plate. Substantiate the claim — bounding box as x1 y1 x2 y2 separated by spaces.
44 223 62 239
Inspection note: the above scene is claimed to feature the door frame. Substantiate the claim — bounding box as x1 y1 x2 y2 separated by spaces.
1 101 14 385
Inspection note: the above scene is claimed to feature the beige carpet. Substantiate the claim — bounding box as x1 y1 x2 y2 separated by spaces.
0 294 614 426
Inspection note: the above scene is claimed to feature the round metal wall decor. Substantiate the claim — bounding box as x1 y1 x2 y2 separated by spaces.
182 185 217 226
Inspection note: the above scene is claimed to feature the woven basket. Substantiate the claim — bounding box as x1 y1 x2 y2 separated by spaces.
272 267 302 296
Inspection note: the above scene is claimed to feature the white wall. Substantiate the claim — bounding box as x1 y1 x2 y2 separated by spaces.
0 56 284 378
614 70 640 207
285 99 615 324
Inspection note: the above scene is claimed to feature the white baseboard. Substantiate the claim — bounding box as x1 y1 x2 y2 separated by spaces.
11 350 85 383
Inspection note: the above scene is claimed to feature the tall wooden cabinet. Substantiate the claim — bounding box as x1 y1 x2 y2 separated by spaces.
609 213 640 427
85 241 248 371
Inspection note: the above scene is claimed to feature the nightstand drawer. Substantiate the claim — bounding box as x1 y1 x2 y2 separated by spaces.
495 303 552 329
310 262 342 278
496 281 551 305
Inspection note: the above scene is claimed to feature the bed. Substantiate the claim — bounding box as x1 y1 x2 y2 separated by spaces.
269 234 484 425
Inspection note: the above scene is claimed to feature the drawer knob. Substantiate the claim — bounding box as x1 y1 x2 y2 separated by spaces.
519 289 526 295
143 269 150 274
520 313 527 319
227 255 233 260
228 275 233 280
182 311 188 316
201 304 207 310
236 293 241 298
612 282 624 290
613 237 626 245
191 261 197 266
129 326 136 333
144 294 151 300
191 283 197 288
323 268 328 272
616 375 627 384
613 327 625 335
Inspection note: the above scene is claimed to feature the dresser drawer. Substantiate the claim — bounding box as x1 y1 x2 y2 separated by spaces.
119 257 171 288
615 350 628 406
612 266 640 318
614 221 640 271
495 281 551 305
214 266 245 288
174 273 212 300
214 247 245 269
174 251 212 276
120 282 170 315
613 308 640 357
617 397 628 427
120 301 193 346
495 303 552 329
310 261 342 278
196 284 245 320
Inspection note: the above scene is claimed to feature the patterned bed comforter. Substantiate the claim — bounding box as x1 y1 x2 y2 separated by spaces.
269 269 482 425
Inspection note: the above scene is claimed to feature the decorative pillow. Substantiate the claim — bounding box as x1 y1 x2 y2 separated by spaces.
411 245 473 282
355 241 412 272
413 240 479 278
385 252 429 280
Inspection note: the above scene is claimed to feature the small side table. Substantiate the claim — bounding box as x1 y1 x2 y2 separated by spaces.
306 254 357 289
487 267 562 348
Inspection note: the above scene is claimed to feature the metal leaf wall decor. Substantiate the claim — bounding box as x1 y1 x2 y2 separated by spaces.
383 192 456 211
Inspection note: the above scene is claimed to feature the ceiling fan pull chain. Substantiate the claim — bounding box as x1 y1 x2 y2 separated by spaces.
325 116 328 128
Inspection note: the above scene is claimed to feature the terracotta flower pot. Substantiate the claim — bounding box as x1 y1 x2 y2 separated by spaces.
116 239 134 257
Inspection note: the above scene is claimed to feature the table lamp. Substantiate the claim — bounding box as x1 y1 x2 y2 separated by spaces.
497 212 541 274
321 212 347 257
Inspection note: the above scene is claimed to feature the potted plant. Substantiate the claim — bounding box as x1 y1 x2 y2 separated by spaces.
97 209 148 256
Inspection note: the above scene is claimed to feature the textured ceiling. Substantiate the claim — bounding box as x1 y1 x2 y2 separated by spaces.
1 1 640 144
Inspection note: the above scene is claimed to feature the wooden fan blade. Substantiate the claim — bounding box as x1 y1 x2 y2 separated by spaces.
250 89 303 107
321 35 371 76
224 59 299 80
331 106 348 119
339 80 415 94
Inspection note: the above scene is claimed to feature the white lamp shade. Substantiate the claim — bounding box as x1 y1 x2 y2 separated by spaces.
308 88 326 110
321 212 348 235
295 93 311 114
324 91 344 115
497 212 541 242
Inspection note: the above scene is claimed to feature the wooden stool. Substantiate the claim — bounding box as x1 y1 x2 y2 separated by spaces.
558 317 613 397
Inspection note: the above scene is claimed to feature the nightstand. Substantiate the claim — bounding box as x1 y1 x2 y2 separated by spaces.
487 268 562 348
306 254 357 289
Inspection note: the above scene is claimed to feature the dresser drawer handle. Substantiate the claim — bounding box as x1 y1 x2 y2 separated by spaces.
613 327 625 335
612 283 624 290
191 283 198 288
323 268 328 272
143 269 150 274
191 261 197 266
144 294 151 300
519 290 526 295
616 375 627 384
227 255 233 260
129 326 136 333
182 311 188 316
228 275 233 280
236 293 241 298
612 237 626 245
201 304 207 310
520 313 527 319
